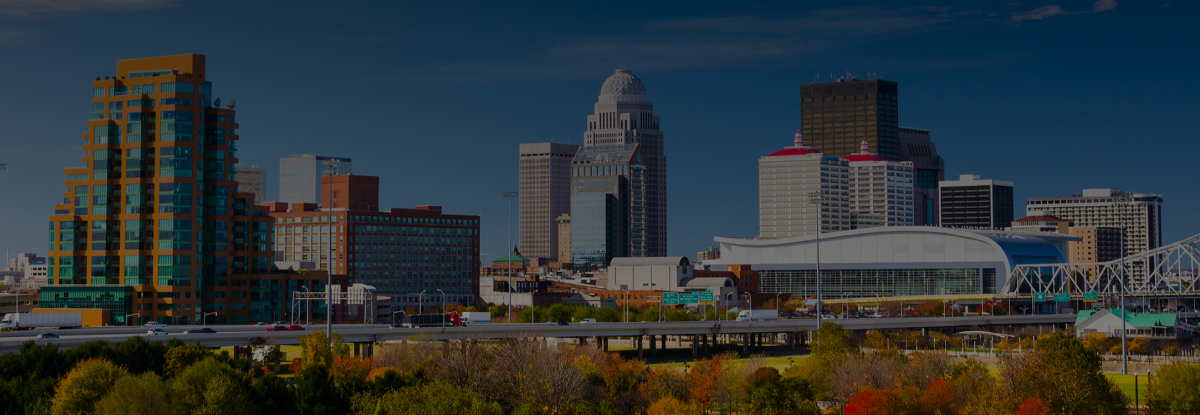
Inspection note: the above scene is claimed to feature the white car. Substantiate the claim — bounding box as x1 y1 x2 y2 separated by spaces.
143 322 166 328
146 328 168 335
579 318 597 324
273 321 289 326
255 322 270 326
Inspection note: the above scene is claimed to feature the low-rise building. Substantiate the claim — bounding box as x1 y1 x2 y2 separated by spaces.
1075 309 1184 339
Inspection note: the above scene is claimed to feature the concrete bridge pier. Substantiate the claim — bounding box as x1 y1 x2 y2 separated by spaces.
602 336 609 351
354 342 361 357
650 335 657 355
742 333 749 355
637 336 644 359
578 337 588 347
692 335 698 356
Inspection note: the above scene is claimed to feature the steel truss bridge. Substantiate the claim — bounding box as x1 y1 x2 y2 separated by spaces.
1003 232 1200 299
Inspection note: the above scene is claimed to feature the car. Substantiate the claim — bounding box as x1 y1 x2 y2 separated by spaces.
273 321 289 326
255 322 270 326
550 321 568 326
35 333 59 339
147 329 168 335
183 328 217 334
267 325 289 332
143 322 166 328
286 325 305 331
579 318 597 324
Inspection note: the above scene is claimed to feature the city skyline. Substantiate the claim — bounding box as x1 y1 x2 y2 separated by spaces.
1 1 1198 264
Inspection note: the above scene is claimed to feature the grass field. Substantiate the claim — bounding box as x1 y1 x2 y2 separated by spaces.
1106 373 1151 404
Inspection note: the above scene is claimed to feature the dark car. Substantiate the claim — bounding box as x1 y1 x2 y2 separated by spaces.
551 321 568 326
183 328 217 334
267 325 289 332
286 325 305 331
35 333 59 339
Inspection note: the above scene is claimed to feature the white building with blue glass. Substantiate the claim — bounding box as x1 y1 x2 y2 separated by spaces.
704 227 1079 299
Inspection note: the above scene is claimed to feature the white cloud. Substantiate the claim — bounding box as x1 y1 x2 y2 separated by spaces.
1011 5 1082 21
0 0 179 17
1092 0 1118 12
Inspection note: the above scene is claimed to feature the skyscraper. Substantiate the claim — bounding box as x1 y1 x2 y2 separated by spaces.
279 154 352 204
571 69 667 264
759 132 851 238
938 174 1014 229
518 142 579 261
898 127 944 226
234 166 267 202
843 138 915 228
800 78 900 160
1026 188 1163 283
43 54 281 325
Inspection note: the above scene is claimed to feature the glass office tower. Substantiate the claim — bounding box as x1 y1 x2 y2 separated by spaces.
800 79 900 161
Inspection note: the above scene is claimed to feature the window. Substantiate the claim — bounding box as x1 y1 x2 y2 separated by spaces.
93 87 105 98
161 98 194 106
161 82 195 93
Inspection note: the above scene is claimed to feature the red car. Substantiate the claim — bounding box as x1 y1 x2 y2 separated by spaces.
266 325 289 331
286 325 305 331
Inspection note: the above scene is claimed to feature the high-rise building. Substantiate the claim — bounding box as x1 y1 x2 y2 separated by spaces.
843 138 915 228
279 154 351 204
571 69 668 264
938 174 1014 229
898 127 944 226
235 166 267 201
1026 188 1163 282
556 214 572 264
43 54 290 325
518 143 579 261
759 132 851 238
800 78 900 160
268 175 480 308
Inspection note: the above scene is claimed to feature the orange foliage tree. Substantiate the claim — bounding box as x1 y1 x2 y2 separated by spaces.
1014 397 1053 415
845 390 891 415
687 355 725 408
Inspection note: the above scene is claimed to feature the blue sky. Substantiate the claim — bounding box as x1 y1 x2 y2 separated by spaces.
0 0 1195 264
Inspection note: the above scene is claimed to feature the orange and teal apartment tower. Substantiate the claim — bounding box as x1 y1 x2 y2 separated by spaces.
43 54 306 325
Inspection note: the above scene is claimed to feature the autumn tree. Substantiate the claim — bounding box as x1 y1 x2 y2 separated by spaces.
845 390 891 415
50 358 129 415
164 344 210 378
94 372 176 415
171 357 260 415
1146 362 1200 414
646 395 702 415
1025 332 1127 415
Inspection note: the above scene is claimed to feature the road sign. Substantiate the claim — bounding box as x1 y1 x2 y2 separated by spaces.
1053 293 1070 302
663 292 678 306
1083 291 1099 302
1034 292 1047 302
679 293 699 304
699 291 714 305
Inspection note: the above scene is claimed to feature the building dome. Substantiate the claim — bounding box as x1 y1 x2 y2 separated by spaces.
599 69 648 102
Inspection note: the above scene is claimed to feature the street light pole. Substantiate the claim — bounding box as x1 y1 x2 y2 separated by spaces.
808 190 826 328
323 161 335 347
437 289 446 327
503 192 518 323
419 290 426 315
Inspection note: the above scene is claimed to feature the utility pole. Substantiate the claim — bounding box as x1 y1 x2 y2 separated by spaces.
809 190 829 328
503 192 518 323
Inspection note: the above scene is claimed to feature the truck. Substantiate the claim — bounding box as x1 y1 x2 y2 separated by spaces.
32 309 109 327
1 312 83 330
736 309 778 322
400 312 465 328
460 312 492 325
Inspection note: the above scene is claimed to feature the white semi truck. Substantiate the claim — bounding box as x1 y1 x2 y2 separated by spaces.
736 309 778 322
1 312 84 330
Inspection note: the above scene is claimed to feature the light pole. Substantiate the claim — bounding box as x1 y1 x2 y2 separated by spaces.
624 289 629 322
391 310 403 326
503 192 518 323
203 312 218 326
322 160 336 347
126 313 139 327
808 190 829 327
437 289 446 327
419 290 427 315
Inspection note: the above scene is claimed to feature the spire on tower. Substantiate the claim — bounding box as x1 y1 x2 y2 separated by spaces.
794 130 805 149
859 138 870 154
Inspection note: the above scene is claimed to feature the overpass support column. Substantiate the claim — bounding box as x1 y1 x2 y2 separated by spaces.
650 335 657 355
579 337 588 347
603 336 609 351
743 333 749 355
367 342 374 358
637 336 644 359
692 335 698 356
354 342 361 358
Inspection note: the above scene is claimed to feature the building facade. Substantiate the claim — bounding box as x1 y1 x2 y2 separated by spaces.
800 78 900 160
43 54 287 325
572 69 667 265
556 214 572 263
898 127 944 226
1026 188 1162 283
938 174 1014 229
519 143 580 262
706 227 1078 300
234 166 267 202
279 154 351 204
269 175 480 308
759 132 851 238
843 138 915 228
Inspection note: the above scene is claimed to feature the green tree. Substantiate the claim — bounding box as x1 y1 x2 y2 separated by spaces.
171 357 259 415
362 381 503 415
111 336 170 375
250 375 298 415
94 372 177 415
50 358 129 415
1147 362 1200 414
295 364 343 415
298 331 350 371
1029 332 1127 415
745 367 800 415
811 322 860 361
164 344 210 378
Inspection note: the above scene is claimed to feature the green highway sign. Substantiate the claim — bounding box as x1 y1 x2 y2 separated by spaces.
1083 291 1099 302
699 291 714 305
1053 293 1071 302
663 292 679 306
1034 292 1047 302
679 293 699 304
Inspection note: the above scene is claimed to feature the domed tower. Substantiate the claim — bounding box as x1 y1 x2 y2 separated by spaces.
571 70 667 263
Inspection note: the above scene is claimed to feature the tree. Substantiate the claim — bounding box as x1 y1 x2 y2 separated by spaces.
1081 332 1111 354
198 376 259 415
251 375 297 415
1129 337 1152 355
227 100 236 109
744 367 799 414
646 396 702 415
1014 397 1053 415
295 364 343 415
360 381 503 415
845 390 891 415
50 358 129 415
1028 332 1127 415
171 357 259 415
111 336 170 375
811 322 860 361
94 372 176 415
298 331 350 372
164 344 210 378
917 379 959 415
1147 362 1200 415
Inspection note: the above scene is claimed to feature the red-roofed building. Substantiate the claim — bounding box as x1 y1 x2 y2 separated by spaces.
842 138 915 228
759 132 851 238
